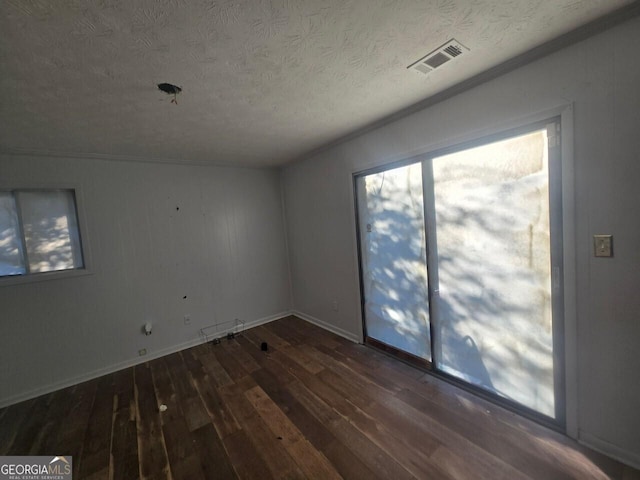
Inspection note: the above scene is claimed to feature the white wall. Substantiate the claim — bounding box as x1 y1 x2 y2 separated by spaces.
282 16 640 467
0 155 291 406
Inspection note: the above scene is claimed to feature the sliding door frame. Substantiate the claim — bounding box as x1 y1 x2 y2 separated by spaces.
352 105 576 435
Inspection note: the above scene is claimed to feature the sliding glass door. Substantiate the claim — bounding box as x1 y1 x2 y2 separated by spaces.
356 163 431 363
355 120 564 423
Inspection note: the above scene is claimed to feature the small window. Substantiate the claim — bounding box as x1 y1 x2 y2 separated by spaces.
0 189 85 279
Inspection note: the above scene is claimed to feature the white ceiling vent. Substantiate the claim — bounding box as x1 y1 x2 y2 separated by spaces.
408 39 469 75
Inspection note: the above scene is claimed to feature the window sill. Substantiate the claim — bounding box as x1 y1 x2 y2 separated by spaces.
0 267 93 287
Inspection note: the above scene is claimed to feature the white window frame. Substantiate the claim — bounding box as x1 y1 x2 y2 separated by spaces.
0 183 92 286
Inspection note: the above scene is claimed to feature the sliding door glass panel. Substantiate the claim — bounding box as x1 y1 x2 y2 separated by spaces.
357 163 431 360
431 130 554 417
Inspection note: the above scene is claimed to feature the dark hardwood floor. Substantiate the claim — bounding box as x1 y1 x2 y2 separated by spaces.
1 316 638 479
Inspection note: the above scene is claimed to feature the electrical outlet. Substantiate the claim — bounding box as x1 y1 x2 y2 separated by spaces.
332 300 339 312
184 314 191 325
594 235 613 257
138 348 147 356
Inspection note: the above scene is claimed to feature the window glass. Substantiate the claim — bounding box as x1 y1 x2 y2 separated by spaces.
19 190 83 273
0 189 85 279
0 192 26 276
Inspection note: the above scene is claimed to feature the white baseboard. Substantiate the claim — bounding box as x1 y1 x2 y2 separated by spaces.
291 310 361 344
579 430 640 471
0 311 290 409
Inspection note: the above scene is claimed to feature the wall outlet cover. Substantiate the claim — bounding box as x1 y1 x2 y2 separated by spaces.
594 235 613 257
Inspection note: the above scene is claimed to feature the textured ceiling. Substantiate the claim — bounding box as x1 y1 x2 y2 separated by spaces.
0 0 634 167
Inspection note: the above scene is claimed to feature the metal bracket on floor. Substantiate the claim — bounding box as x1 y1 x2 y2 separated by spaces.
199 318 245 349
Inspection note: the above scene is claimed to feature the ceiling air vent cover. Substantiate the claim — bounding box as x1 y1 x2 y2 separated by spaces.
408 39 469 75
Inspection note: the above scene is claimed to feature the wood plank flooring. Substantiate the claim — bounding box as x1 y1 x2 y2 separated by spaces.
1 316 638 479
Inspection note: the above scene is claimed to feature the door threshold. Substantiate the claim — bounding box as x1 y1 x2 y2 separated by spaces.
365 336 432 370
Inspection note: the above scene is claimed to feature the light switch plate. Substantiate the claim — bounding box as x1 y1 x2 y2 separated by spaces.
594 235 613 257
